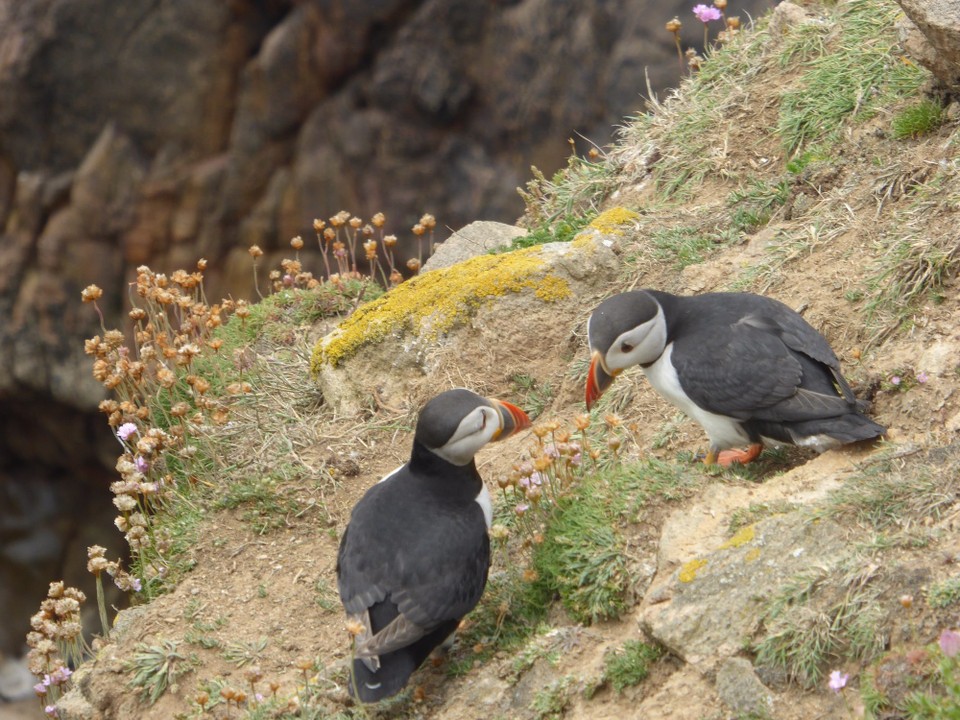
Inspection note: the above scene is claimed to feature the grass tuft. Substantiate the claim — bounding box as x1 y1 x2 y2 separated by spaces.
892 99 946 140
602 640 664 694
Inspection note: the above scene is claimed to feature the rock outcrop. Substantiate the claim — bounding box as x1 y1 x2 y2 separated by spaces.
895 0 960 91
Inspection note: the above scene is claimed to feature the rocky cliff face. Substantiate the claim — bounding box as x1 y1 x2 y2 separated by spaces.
0 0 767 663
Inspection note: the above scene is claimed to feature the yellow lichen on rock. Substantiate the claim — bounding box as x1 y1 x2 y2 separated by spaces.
311 246 571 371
533 275 572 302
720 524 756 550
581 207 640 237
678 557 708 583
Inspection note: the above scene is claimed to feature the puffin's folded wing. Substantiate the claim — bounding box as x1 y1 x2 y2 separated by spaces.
672 326 803 417
354 611 429 659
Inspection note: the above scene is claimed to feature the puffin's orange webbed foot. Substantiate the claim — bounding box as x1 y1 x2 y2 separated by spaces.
715 443 763 467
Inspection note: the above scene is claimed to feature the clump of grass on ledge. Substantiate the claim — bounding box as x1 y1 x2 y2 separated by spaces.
599 640 664 694
754 561 886 687
517 140 609 242
819 445 960 533
776 0 926 154
891 98 945 140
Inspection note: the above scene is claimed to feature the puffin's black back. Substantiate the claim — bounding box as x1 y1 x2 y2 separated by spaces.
648 290 884 445
336 446 490 702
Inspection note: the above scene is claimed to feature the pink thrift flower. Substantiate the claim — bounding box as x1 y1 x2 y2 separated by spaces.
890 375 901 386
917 371 928 384
940 628 960 658
44 706 58 718
693 4 722 22
116 422 138 441
828 670 849 693
34 682 47 696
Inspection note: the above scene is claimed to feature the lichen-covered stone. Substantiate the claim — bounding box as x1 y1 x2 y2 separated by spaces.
311 226 619 415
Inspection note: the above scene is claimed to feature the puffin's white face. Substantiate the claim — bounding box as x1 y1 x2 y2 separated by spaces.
431 405 504 466
595 304 668 373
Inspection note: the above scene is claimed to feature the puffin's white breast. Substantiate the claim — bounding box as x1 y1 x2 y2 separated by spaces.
643 343 751 450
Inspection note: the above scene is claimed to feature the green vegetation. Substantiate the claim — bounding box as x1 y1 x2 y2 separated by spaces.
754 563 885 687
602 640 663 693
928 575 960 609
892 99 946 140
532 479 631 624
777 0 925 153
728 179 790 233
530 676 575 720
510 373 556 420
126 639 196 704
822 447 960 532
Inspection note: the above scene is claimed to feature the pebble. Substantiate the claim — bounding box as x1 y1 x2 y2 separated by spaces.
0 655 34 701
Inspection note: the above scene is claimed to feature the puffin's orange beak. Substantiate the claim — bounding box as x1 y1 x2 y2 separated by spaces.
491 399 532 440
585 351 617 411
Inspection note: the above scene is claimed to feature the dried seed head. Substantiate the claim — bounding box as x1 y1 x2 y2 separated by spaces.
713 0 727 9
666 17 682 32
81 285 103 303
727 15 740 29
349 216 362 229
411 223 425 236
290 235 304 250
419 213 436 229
371 212 386 227
248 245 263 259
406 258 421 272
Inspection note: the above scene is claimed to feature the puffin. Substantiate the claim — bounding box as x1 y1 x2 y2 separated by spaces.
336 388 531 702
585 290 885 466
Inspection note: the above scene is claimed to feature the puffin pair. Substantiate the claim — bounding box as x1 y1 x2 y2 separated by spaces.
586 289 885 465
336 389 530 702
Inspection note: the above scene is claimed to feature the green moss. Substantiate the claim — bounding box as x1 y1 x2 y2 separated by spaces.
311 247 570 370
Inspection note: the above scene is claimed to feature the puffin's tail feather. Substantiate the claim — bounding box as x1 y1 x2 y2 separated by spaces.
346 621 459 703
348 652 419 703
748 413 886 452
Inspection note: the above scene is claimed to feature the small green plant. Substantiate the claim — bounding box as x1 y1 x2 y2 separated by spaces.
729 179 790 233
880 367 928 393
216 474 299 535
602 640 663 693
754 563 885 687
126 639 196 704
892 99 945 140
928 576 960 609
510 373 555 420
648 225 719 269
223 637 268 668
531 675 575 720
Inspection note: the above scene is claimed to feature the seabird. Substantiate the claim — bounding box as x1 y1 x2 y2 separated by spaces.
336 388 531 702
585 290 885 465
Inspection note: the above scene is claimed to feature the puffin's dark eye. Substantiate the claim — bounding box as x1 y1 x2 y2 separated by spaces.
621 341 634 353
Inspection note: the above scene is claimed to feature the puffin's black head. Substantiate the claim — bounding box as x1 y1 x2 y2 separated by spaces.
586 290 667 410
415 388 531 466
